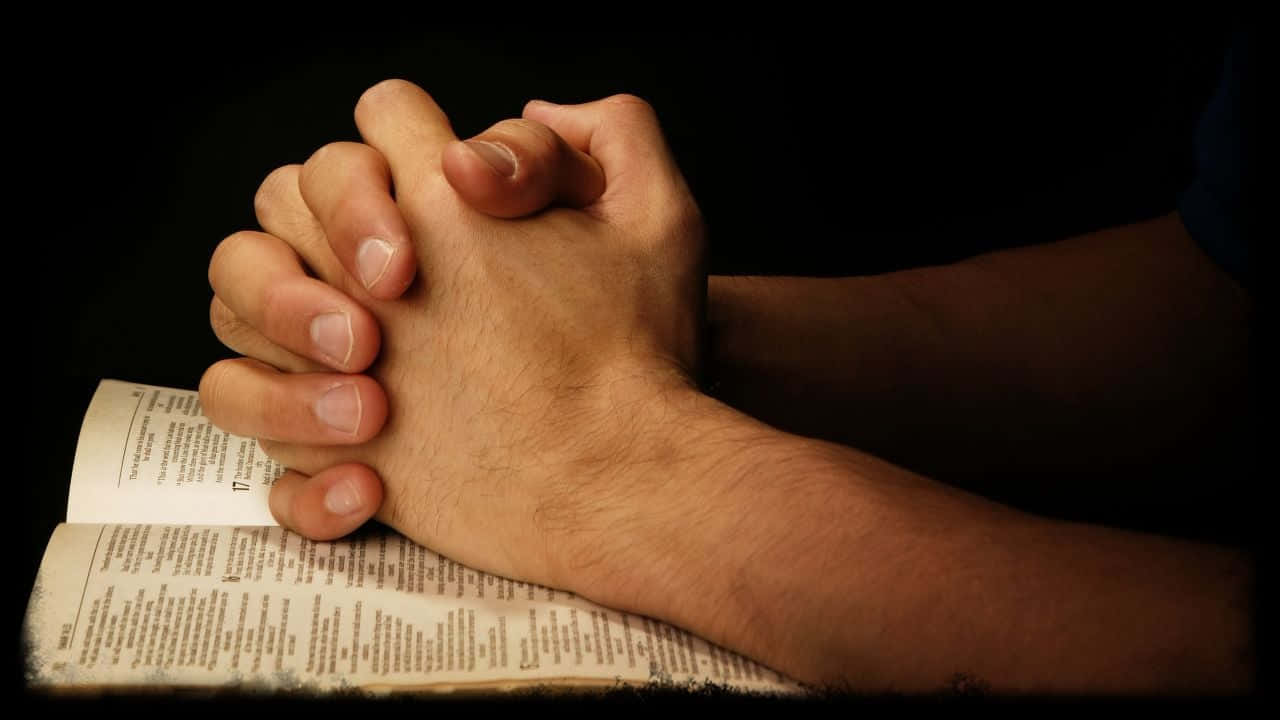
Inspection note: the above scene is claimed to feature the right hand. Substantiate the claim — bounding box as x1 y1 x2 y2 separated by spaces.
206 97 612 540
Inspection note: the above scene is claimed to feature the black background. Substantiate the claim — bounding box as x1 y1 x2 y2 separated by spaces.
13 16 1254 704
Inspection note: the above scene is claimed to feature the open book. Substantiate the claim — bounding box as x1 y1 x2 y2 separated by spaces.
24 379 803 696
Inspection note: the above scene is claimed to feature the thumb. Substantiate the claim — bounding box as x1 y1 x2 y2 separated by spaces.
522 95 692 221
441 117 605 218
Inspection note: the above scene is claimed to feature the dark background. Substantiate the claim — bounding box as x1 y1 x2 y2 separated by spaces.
14 17 1254 703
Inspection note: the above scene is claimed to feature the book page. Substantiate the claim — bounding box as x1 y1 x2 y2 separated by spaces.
25 523 803 695
67 380 282 526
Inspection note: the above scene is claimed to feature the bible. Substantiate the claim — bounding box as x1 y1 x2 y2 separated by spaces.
24 379 803 696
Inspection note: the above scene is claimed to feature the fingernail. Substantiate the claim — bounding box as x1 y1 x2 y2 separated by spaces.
324 478 365 516
466 140 517 178
310 312 353 367
314 383 362 434
357 237 394 290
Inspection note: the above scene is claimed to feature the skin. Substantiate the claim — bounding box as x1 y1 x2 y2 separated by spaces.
705 213 1253 488
202 80 1254 693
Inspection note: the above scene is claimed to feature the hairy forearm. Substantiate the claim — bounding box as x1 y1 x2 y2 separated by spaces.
585 391 1254 693
706 212 1252 476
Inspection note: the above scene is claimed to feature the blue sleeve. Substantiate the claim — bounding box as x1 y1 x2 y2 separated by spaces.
1177 29 1252 292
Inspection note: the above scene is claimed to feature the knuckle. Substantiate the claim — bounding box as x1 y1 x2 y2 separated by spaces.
256 279 291 332
208 298 241 343
672 195 705 235
303 140 367 173
604 93 657 121
198 361 238 426
302 142 332 171
662 196 706 251
255 385 292 438
209 231 260 285
356 78 422 116
254 165 300 223
301 142 341 185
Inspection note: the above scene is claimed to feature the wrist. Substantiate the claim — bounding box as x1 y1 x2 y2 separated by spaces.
543 383 759 595
549 385 867 677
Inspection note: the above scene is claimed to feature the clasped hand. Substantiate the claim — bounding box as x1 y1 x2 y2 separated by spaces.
202 80 707 593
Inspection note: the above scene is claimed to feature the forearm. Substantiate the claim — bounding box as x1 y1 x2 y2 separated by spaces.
584 391 1254 693
706 212 1252 476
